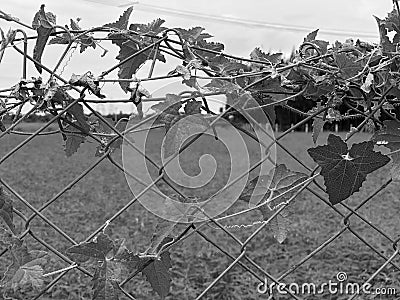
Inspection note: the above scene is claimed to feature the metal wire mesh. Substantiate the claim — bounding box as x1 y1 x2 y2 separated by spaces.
0 23 399 300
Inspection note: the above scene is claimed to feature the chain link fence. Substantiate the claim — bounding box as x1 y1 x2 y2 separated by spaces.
0 9 399 300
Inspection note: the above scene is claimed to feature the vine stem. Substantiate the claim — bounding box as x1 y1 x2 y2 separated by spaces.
42 264 77 277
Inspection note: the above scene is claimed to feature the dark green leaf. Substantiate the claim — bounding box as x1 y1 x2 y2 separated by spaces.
304 29 319 42
334 53 363 80
250 47 282 66
66 232 114 264
308 134 390 204
67 102 90 133
0 187 14 233
64 124 87 157
141 252 172 299
184 100 202 115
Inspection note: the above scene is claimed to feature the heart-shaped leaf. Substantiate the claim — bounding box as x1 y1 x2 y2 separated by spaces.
308 134 390 204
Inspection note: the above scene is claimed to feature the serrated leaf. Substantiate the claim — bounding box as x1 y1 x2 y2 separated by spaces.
91 261 121 300
312 117 325 144
182 76 199 89
184 100 202 115
43 83 71 107
0 28 16 64
0 226 19 248
151 94 182 115
129 18 166 35
1 241 47 289
250 47 282 67
374 15 397 53
304 29 319 42
141 252 172 299
162 115 209 158
204 79 240 93
269 209 290 243
69 73 106 99
312 102 325 144
32 5 56 73
334 53 363 80
66 232 114 264
147 219 177 254
103 6 133 30
245 164 308 209
372 120 400 180
64 124 87 157
116 48 152 92
70 18 96 53
303 30 329 54
0 186 14 233
113 18 166 92
175 65 191 80
11 262 44 290
67 102 90 133
226 91 273 125
308 134 390 204
48 33 70 46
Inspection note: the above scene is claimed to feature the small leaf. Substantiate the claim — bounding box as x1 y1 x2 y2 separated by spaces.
141 252 172 299
66 232 114 264
64 124 87 157
0 28 16 64
269 208 290 243
162 115 209 159
0 226 19 248
250 47 282 67
147 219 177 254
312 117 325 144
240 164 308 219
103 6 133 29
69 73 106 99
32 5 56 73
151 94 182 115
175 65 191 80
334 53 363 80
360 73 374 93
70 18 96 53
91 261 121 300
184 100 202 115
1 241 47 289
67 102 90 133
308 134 390 204
304 29 319 42
114 18 166 92
204 79 240 93
0 186 14 233
372 120 400 181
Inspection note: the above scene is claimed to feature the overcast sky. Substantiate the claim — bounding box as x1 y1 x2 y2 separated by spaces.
0 0 393 114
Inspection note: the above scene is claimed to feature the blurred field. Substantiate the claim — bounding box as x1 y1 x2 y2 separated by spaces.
0 123 399 299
